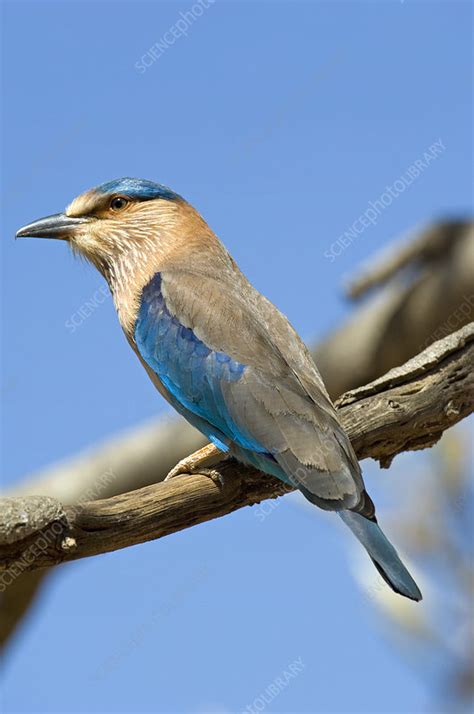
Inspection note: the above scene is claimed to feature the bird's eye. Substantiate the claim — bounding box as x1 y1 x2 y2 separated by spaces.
110 196 129 211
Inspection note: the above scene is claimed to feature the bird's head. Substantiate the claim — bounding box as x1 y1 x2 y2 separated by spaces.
15 178 202 276
16 177 230 333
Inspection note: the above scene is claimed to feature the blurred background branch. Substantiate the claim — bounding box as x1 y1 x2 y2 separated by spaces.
315 219 473 397
355 425 474 711
2 219 473 658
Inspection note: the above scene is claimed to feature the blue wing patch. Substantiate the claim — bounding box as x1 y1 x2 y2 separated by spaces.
134 273 268 454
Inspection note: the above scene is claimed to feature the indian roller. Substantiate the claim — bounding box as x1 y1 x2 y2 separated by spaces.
16 178 422 601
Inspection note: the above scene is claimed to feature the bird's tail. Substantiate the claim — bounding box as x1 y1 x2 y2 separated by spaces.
338 510 422 601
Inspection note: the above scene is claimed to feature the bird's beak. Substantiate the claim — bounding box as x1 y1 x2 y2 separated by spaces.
16 213 92 240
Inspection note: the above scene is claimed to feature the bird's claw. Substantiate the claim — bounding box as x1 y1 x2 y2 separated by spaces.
196 468 226 489
165 464 225 489
164 443 224 485
164 460 191 481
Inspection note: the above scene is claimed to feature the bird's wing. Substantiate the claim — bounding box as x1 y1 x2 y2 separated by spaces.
134 269 365 511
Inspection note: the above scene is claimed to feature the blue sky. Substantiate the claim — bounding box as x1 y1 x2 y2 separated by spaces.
1 1 472 712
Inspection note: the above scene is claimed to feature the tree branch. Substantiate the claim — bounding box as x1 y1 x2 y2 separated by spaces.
3 220 472 651
1 323 472 575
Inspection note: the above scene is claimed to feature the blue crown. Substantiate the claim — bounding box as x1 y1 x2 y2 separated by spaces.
94 177 182 202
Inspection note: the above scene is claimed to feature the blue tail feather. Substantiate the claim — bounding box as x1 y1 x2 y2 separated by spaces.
339 510 422 601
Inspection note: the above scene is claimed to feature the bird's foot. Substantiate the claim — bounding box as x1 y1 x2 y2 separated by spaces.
165 465 225 489
164 443 225 487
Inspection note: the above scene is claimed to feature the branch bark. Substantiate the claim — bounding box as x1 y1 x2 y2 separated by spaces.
1 323 472 575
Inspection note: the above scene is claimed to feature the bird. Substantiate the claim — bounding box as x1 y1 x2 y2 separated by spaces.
16 177 422 601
